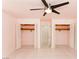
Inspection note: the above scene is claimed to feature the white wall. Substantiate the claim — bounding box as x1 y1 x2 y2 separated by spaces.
21 30 34 47
2 11 16 58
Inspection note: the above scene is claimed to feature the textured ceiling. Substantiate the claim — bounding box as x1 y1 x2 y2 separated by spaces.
3 0 77 19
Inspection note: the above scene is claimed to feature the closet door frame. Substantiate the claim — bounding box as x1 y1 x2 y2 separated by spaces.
16 19 40 49
52 19 75 48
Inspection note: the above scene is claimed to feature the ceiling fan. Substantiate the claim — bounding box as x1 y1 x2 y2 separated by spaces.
30 0 69 16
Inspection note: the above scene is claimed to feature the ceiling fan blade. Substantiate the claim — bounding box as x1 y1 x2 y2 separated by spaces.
51 2 69 8
30 8 44 11
52 9 60 14
41 0 48 8
43 12 47 16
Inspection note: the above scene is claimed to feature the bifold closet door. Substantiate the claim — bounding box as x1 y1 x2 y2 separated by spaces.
21 30 34 47
55 30 70 46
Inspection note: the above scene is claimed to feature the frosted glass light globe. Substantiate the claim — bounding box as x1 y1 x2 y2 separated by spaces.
45 8 52 13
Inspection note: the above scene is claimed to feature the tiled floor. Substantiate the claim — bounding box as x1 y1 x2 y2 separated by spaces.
9 46 76 59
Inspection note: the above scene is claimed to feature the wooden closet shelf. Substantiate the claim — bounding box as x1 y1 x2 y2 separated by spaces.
55 24 70 30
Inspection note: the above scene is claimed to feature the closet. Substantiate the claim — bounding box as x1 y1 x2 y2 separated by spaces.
55 24 70 47
21 24 35 48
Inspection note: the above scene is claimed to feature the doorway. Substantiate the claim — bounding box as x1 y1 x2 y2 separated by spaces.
21 24 35 48
54 24 70 47
16 19 40 49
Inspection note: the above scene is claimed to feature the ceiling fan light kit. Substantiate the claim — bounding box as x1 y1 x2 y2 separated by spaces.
30 0 69 16
45 8 52 14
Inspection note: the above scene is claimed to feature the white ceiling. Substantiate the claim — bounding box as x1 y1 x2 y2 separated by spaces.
3 0 77 19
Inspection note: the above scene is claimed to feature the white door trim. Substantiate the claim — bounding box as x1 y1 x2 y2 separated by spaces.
51 19 75 48
16 19 40 49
